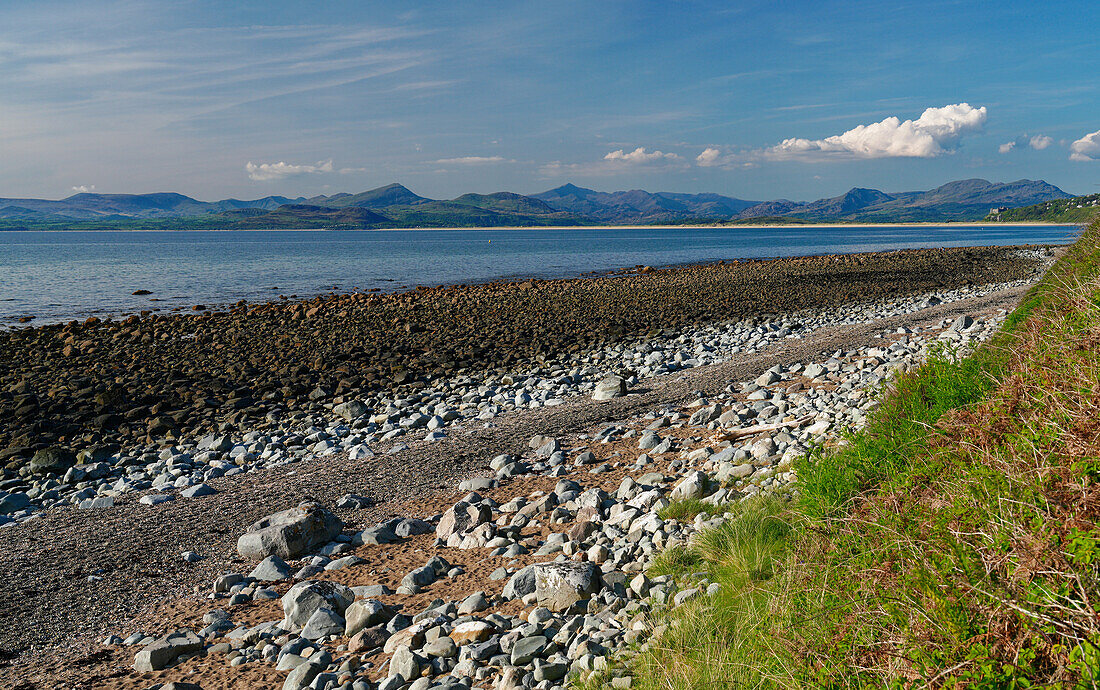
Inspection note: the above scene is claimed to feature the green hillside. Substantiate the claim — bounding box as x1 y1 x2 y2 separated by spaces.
986 192 1100 223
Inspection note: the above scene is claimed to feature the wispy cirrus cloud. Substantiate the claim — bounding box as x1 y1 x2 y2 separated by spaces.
435 155 507 164
1070 129 1100 162
245 159 334 181
765 103 987 160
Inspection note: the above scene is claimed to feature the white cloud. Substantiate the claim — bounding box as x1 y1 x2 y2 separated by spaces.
603 147 681 163
71 184 96 193
1029 134 1053 150
1069 129 1100 162
434 155 506 165
245 159 333 181
696 147 723 167
998 141 1016 154
767 103 988 159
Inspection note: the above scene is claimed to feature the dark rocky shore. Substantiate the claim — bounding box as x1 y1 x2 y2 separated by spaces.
0 245 1041 476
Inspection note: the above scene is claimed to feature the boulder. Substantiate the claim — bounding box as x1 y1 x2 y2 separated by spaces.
333 400 369 421
28 447 76 476
133 629 202 672
249 555 292 581
237 502 342 560
435 501 492 540
300 606 346 640
670 471 709 501
345 599 392 637
533 561 601 612
281 580 354 631
502 565 537 600
592 375 627 401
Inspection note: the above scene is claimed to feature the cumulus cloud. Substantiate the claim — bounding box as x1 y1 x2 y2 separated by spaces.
245 159 334 181
767 103 987 159
1070 129 1100 162
696 147 724 167
1029 134 1053 150
998 142 1016 154
434 156 506 165
71 184 96 193
603 147 681 163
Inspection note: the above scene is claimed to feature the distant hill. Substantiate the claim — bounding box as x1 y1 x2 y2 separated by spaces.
533 183 758 223
220 204 390 229
0 191 302 220
0 178 1075 229
307 183 430 209
986 193 1100 223
739 179 1072 223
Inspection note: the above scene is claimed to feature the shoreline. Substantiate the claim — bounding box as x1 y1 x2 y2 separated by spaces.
0 221 1084 233
2 236 1078 329
0 244 1053 467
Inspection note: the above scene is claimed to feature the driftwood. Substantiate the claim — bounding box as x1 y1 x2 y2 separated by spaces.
710 414 815 443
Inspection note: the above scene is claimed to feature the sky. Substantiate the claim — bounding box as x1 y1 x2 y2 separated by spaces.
0 0 1098 202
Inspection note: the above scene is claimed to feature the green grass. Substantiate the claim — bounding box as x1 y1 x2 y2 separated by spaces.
583 221 1100 689
656 498 727 522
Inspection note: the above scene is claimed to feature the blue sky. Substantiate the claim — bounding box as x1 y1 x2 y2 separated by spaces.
0 0 1098 201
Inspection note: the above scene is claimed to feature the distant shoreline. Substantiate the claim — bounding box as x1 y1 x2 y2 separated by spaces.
0 221 1083 233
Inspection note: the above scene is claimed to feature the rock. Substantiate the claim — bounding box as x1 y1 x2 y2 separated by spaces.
237 502 343 560
756 370 781 387
345 599 392 637
593 375 627 401
394 518 433 538
78 496 114 509
401 565 436 591
670 471 708 501
249 555 292 581
435 502 491 540
389 645 420 680
451 620 494 645
281 580 354 631
349 626 388 653
458 591 489 615
139 493 174 506
336 494 372 510
423 635 457 658
333 400 369 421
132 629 202 672
161 683 204 690
0 492 30 515
300 606 346 640
282 661 322 690
510 635 547 665
180 483 216 498
637 432 661 450
353 524 399 545
533 561 601 611
802 363 826 379
28 447 76 476
502 565 537 600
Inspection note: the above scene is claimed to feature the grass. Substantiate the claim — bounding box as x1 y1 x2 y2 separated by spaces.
583 220 1100 688
656 498 727 522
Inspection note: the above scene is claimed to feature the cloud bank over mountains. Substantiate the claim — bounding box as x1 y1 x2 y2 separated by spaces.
766 103 987 159
245 160 334 181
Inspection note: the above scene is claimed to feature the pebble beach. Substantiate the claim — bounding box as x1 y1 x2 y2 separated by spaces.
0 244 1057 689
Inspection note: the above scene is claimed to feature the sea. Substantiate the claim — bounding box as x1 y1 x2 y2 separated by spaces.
0 224 1080 327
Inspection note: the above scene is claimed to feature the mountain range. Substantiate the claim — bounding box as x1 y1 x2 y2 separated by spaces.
0 179 1072 229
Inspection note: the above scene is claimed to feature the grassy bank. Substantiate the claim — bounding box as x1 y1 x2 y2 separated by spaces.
594 220 1100 687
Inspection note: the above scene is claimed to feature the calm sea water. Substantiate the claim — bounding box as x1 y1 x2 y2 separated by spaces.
0 225 1079 326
